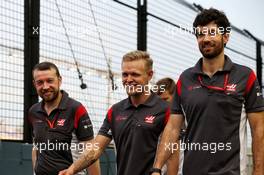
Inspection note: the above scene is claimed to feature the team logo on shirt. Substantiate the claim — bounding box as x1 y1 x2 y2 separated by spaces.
226 84 237 92
116 115 128 122
144 115 156 124
57 119 66 126
188 85 202 91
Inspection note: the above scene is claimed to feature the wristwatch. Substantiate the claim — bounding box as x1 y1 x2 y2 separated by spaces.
149 167 162 175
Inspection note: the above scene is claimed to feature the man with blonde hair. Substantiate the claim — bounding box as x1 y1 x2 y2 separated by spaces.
59 50 170 175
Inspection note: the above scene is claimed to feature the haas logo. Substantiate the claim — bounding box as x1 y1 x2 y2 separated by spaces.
144 115 156 124
57 119 66 126
226 84 237 92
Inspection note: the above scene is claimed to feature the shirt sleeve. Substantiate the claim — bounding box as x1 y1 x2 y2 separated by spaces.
98 107 113 139
171 77 183 114
244 70 264 113
74 105 94 141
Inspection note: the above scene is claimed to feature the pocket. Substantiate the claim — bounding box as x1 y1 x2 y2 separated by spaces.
136 121 155 129
47 127 71 143
214 92 244 122
135 120 161 136
133 120 161 147
133 116 162 134
215 92 243 109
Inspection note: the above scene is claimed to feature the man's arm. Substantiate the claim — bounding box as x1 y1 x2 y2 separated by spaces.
32 148 37 174
248 111 264 175
166 140 180 175
58 135 111 175
86 159 100 175
80 140 101 175
152 114 183 174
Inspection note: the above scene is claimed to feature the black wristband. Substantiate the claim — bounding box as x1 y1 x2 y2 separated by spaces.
149 167 162 175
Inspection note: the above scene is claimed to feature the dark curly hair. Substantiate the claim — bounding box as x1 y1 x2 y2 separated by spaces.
193 8 231 36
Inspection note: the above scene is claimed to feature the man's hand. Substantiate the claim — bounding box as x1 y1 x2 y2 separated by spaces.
150 173 161 175
58 168 74 175
58 135 111 175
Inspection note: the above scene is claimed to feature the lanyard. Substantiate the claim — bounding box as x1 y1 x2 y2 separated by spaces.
198 73 229 92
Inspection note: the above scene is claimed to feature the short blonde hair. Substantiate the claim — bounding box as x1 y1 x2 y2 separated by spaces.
122 50 153 70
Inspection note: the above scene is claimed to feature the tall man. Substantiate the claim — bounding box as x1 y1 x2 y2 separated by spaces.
59 51 170 175
28 62 100 175
151 8 264 175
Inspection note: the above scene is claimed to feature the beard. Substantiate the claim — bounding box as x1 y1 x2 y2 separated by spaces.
40 89 59 102
199 38 224 59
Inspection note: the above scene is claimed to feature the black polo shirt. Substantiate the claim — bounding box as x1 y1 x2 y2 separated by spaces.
171 56 264 175
28 90 94 175
99 93 170 175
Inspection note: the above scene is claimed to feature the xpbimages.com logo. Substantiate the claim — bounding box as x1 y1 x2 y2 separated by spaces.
124 84 166 95
33 140 99 153
164 25 232 38
165 140 232 154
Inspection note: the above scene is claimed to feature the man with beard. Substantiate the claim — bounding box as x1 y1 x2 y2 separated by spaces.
58 51 170 175
28 62 100 175
151 8 264 175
